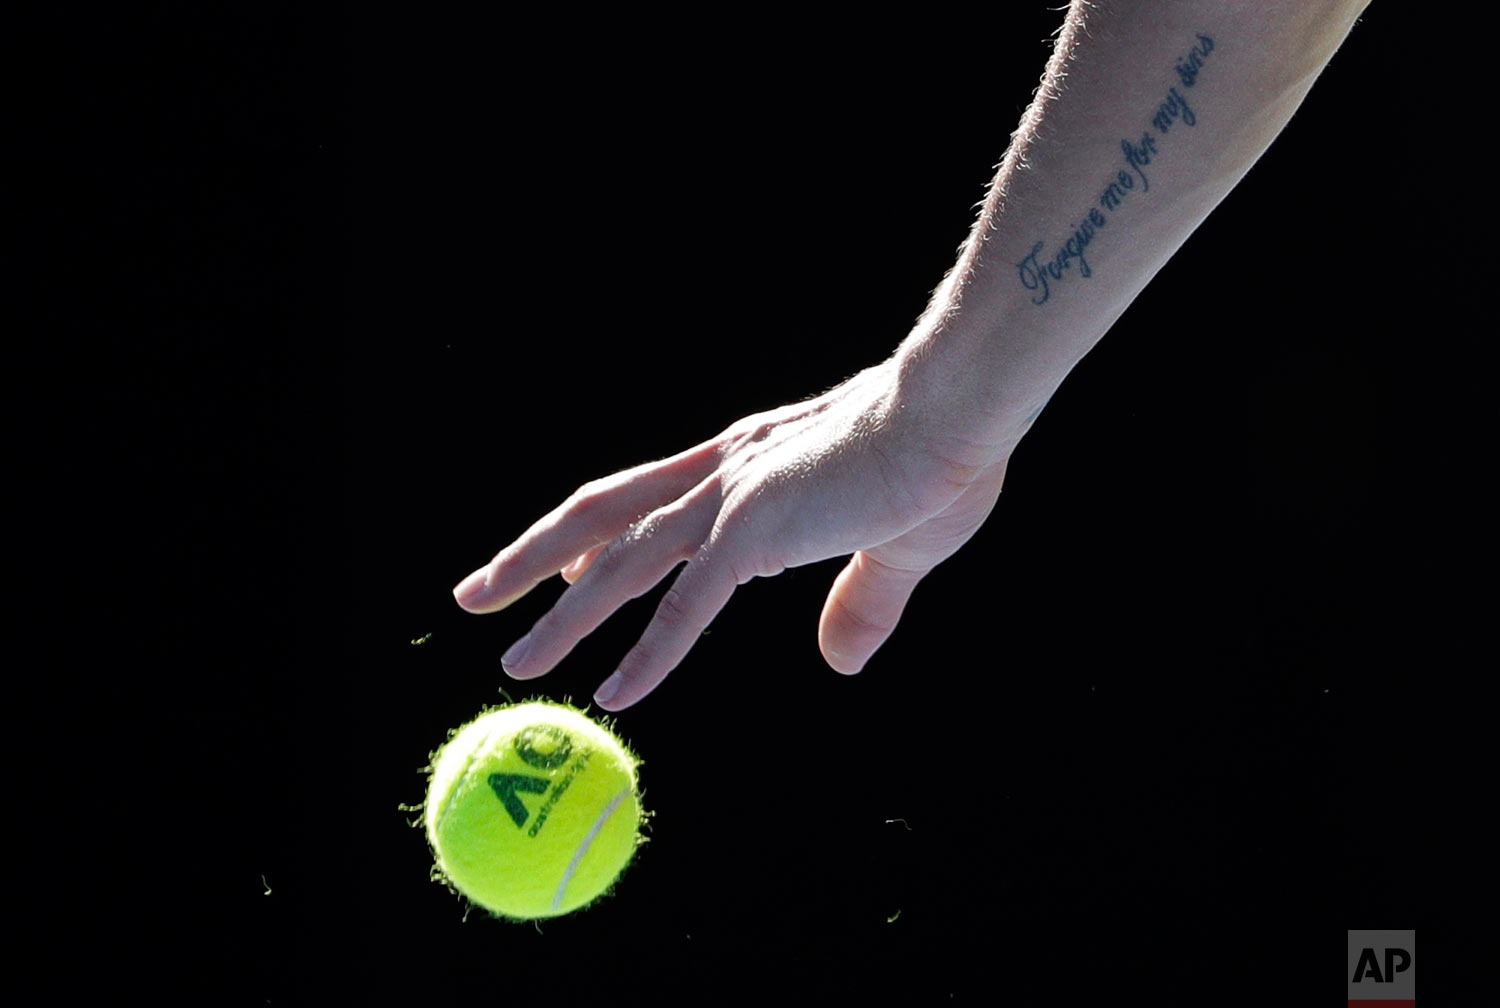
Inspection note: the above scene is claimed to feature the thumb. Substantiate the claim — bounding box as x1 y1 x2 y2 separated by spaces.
817 551 927 675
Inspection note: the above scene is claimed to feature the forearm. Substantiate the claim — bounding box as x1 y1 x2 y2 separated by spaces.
894 0 1371 463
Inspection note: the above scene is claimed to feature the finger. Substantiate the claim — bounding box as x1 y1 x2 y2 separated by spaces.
592 552 738 710
560 543 607 584
454 441 720 613
501 495 718 681
817 551 927 675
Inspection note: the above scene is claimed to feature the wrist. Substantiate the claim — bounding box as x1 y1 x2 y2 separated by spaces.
889 309 1053 469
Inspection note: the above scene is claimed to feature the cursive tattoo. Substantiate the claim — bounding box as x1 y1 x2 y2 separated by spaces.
1017 33 1216 306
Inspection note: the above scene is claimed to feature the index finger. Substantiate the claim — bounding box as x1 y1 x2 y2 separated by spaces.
453 439 722 613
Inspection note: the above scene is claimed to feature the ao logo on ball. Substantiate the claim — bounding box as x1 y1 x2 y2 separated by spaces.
487 725 576 830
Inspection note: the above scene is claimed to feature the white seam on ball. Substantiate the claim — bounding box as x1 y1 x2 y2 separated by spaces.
435 722 498 835
553 785 631 911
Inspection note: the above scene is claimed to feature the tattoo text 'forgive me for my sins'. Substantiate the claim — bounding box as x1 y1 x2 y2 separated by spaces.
1017 33 1215 306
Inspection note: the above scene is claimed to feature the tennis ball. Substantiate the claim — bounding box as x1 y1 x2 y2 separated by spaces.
424 701 644 919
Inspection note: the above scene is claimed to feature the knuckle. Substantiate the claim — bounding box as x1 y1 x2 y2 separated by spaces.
720 546 766 584
836 593 899 635
655 586 693 625
564 487 598 520
566 478 613 518
718 410 778 453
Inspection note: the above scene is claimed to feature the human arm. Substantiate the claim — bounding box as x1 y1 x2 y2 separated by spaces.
453 0 1372 709
890 0 1372 463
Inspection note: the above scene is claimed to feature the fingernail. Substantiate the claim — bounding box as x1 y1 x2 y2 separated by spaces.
453 567 489 607
593 672 622 706
501 633 532 672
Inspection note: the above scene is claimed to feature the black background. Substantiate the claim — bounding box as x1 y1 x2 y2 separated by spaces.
48 3 1469 1002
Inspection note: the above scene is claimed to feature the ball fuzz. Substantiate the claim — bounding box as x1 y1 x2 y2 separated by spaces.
424 702 644 919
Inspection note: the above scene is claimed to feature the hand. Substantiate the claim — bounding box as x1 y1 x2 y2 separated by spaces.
453 361 1010 709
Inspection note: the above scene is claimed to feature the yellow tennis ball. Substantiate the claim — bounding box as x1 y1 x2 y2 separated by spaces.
424 701 644 919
